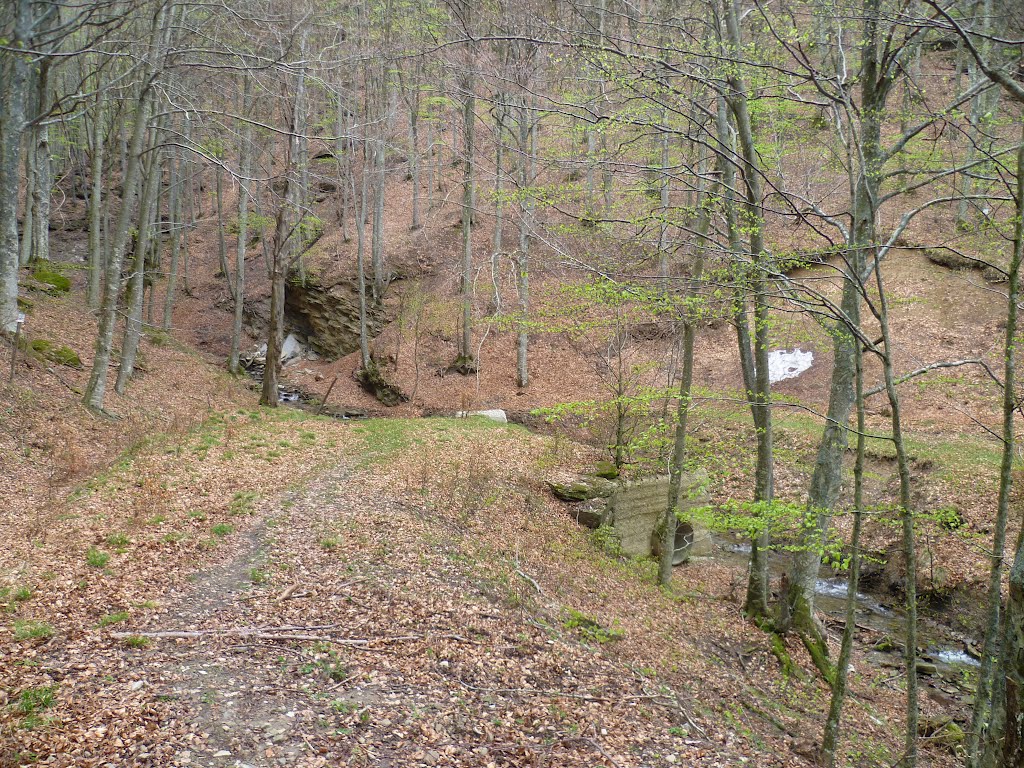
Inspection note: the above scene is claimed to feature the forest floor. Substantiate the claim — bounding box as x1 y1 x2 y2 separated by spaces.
0 285 980 767
3 167 1013 766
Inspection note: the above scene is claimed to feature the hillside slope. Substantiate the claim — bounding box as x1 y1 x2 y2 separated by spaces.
0 289 969 768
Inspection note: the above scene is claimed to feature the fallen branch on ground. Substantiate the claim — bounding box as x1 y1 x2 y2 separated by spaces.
111 627 467 646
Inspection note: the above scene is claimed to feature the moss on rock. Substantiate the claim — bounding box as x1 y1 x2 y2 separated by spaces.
356 360 406 407
30 339 82 368
30 263 71 294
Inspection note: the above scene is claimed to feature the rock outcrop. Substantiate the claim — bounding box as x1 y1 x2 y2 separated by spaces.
285 274 385 360
549 470 712 564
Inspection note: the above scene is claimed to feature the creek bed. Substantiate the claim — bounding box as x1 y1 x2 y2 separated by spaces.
714 537 981 691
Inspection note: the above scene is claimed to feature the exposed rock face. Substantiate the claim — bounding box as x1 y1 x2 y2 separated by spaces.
285 275 385 360
548 471 712 563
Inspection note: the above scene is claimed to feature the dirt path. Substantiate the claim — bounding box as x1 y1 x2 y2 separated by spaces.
105 461 718 768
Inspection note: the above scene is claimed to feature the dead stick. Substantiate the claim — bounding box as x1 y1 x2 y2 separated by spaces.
316 376 338 415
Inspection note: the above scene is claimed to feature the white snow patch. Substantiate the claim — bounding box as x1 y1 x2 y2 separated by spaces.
768 348 814 384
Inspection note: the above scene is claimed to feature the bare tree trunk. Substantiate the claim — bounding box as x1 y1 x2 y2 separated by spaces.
229 82 254 375
19 126 35 267
336 94 351 243
0 0 32 334
409 69 422 231
657 93 719 588
515 96 534 389
492 97 505 315
720 2 774 619
459 17 476 369
969 129 1022 768
371 135 386 297
261 43 307 407
84 3 169 410
821 331 866 767
872 255 918 767
115 125 162 394
261 225 286 408
215 162 230 283
29 62 52 265
782 0 885 667
350 133 371 370
87 91 105 310
162 117 184 331
988 124 1024 768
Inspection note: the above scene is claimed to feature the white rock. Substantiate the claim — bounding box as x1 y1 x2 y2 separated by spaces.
280 333 305 364
455 409 507 423
767 348 813 384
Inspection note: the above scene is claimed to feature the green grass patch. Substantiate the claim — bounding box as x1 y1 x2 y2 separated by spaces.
122 635 150 649
561 608 624 644
13 620 54 641
85 548 110 568
14 685 58 728
229 491 258 516
211 523 233 537
98 611 130 627
105 532 130 548
12 585 32 602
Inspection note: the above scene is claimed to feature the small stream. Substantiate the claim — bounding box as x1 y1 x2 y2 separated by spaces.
239 351 365 418
716 539 980 683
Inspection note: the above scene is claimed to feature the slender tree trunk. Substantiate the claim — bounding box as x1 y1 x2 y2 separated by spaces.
229 83 253 375
371 136 386 297
87 92 105 310
492 98 505 315
720 2 774 619
261 49 306 407
515 96 534 389
29 63 52 265
782 0 885 666
216 162 231 284
162 121 183 331
409 75 422 231
336 95 351 243
84 4 168 410
115 127 162 394
351 134 371 370
658 93 720 588
459 23 476 367
821 334 866 767
989 124 1024 768
261 186 294 407
969 129 1022 768
873 256 918 767
19 127 35 267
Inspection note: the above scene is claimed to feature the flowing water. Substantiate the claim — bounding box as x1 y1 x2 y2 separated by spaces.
713 537 980 683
